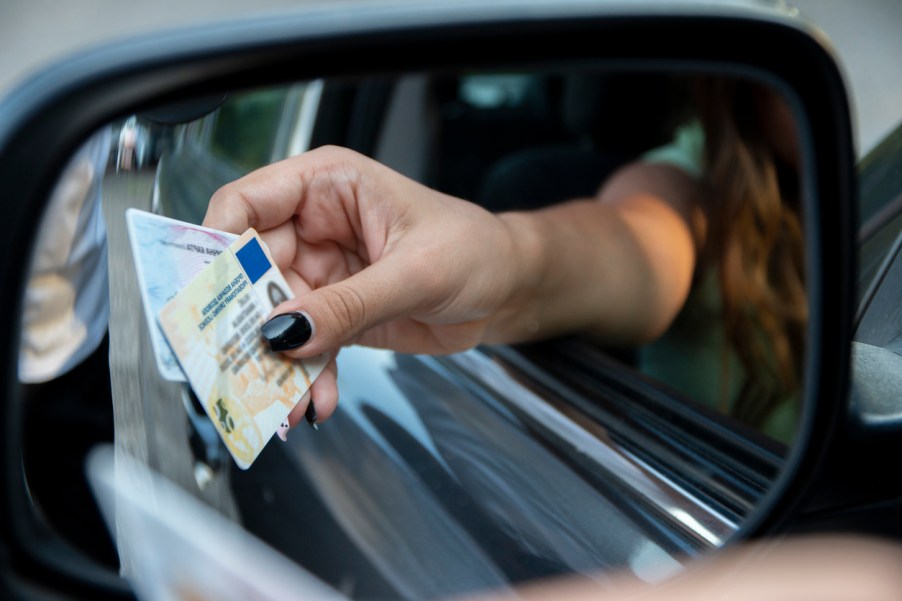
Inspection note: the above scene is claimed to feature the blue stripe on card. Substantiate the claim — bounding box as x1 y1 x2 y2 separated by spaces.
236 237 270 284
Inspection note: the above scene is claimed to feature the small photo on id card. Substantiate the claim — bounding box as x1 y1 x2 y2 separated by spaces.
159 229 327 469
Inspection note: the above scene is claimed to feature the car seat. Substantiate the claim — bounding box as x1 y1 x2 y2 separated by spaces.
476 71 685 212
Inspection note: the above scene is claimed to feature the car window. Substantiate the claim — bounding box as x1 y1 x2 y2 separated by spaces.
209 84 313 172
427 70 805 444
209 88 292 171
856 121 902 312
855 120 902 351
850 119 902 443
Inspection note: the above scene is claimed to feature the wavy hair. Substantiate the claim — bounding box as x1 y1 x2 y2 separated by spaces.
693 77 807 431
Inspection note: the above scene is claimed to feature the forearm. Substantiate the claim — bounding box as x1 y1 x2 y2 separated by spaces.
484 195 696 347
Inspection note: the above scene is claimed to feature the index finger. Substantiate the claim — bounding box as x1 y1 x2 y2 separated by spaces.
204 145 375 235
203 156 308 234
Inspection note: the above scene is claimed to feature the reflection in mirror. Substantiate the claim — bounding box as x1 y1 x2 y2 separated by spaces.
18 66 806 599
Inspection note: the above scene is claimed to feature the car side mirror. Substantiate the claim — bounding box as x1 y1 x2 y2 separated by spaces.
0 2 857 599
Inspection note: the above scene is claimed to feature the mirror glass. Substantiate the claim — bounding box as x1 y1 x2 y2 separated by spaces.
18 66 806 598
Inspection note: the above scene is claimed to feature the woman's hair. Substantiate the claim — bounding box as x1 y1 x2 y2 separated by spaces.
693 76 807 431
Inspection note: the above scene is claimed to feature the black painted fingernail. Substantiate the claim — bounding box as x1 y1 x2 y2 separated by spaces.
305 401 318 430
261 312 313 351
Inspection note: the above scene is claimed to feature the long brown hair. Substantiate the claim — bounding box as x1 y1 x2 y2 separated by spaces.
693 77 807 430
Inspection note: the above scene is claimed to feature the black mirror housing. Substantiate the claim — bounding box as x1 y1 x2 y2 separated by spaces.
0 2 857 598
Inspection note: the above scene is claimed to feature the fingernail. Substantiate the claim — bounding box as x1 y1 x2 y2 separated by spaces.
305 401 318 431
261 311 313 351
277 420 289 442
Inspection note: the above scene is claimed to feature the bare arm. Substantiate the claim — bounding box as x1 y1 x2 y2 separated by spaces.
486 162 706 346
204 148 707 425
472 535 902 601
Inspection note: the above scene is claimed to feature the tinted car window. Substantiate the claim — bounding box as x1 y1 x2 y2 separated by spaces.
857 121 902 309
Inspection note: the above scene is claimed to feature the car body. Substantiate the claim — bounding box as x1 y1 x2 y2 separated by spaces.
2 1 900 599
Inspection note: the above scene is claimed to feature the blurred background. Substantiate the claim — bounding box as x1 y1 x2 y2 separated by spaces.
1 0 901 158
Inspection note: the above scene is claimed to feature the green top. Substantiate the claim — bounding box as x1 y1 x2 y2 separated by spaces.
642 120 705 179
638 122 798 445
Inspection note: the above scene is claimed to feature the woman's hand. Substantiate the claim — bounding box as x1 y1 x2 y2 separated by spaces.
204 146 701 431
203 146 526 427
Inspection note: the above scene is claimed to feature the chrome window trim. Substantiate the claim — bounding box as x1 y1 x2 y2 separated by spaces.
287 79 324 157
440 349 737 549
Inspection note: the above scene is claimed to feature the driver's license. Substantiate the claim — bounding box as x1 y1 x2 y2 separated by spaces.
157 227 327 469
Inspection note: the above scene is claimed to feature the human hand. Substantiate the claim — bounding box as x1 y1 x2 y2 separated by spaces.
204 146 526 428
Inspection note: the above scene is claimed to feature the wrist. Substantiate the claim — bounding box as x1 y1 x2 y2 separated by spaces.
484 211 547 343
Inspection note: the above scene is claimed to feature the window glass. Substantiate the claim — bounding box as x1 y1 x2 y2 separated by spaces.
856 121 902 305
210 88 291 171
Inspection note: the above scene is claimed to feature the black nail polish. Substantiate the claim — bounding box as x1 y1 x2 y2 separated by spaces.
305 401 318 431
261 312 313 351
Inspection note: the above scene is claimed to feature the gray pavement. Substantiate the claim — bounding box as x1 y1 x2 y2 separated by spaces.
791 0 902 155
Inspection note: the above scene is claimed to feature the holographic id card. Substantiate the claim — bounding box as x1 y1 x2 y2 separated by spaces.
126 208 238 381
158 229 327 469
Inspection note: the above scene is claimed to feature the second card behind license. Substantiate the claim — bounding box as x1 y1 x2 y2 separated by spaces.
159 229 328 468
126 208 238 381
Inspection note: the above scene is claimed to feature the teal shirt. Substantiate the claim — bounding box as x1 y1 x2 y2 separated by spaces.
642 120 705 179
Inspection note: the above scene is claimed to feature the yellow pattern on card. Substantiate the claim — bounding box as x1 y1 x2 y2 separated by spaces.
159 230 314 469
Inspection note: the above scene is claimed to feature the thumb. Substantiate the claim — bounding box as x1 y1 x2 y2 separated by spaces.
260 258 432 357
